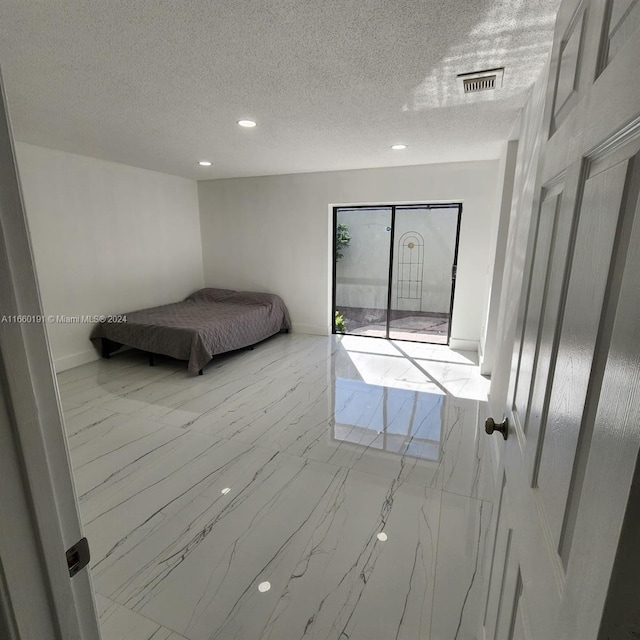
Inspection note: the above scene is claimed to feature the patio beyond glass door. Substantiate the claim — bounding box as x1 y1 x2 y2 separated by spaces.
333 203 461 344
389 205 460 343
334 206 392 337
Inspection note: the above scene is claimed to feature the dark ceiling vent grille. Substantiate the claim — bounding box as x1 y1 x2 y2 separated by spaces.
458 68 505 94
463 75 496 93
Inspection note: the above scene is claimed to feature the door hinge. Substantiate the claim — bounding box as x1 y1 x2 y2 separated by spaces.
66 537 90 578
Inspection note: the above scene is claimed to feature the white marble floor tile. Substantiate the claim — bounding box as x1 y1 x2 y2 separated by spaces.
185 371 486 495
96 593 188 640
61 402 100 420
246 338 337 386
76 432 250 548
261 475 441 640
64 405 118 439
57 362 132 391
440 401 495 501
431 493 494 640
334 347 444 393
390 340 479 365
67 414 192 506
159 373 281 429
59 334 497 640
337 334 406 356
413 359 491 402
200 333 333 383
125 381 221 423
98 452 349 639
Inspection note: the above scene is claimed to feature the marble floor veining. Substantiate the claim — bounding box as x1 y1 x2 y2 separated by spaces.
58 334 495 640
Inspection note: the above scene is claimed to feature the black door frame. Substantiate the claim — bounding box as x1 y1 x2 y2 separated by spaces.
332 202 463 345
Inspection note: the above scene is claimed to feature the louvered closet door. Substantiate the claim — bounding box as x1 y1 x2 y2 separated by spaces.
481 1 640 638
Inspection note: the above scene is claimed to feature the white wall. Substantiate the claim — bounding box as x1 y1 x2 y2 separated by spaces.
198 161 500 349
480 138 519 374
15 143 203 371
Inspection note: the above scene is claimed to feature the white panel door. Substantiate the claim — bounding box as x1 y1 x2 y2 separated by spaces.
482 0 640 638
0 71 101 638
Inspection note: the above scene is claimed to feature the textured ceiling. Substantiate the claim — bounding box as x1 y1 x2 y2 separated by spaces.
0 0 561 180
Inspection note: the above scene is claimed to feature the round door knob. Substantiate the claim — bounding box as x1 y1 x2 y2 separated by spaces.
485 417 508 440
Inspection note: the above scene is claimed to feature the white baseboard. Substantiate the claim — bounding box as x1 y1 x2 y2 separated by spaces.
54 349 99 372
291 323 330 336
449 338 480 352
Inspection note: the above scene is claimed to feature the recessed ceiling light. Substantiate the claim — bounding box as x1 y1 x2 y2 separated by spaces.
238 119 257 128
221 487 231 495
198 160 212 166
391 144 407 150
377 532 388 542
258 581 271 592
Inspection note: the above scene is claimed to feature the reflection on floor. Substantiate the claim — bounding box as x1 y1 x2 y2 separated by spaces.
337 306 450 344
58 334 494 640
334 378 444 461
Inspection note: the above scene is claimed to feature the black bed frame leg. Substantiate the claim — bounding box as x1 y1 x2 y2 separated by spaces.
198 368 203 376
149 354 155 367
101 338 122 360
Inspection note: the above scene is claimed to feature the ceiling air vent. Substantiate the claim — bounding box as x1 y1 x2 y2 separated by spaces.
457 67 504 94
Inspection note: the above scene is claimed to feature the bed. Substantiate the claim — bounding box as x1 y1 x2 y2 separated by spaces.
90 288 291 374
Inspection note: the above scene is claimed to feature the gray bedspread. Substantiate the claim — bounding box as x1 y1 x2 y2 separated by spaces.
90 288 291 374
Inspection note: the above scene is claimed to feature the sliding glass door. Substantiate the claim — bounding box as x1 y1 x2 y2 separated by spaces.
334 206 392 338
333 203 461 345
389 205 460 343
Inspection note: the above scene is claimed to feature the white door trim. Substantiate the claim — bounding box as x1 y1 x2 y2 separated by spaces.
0 69 100 639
